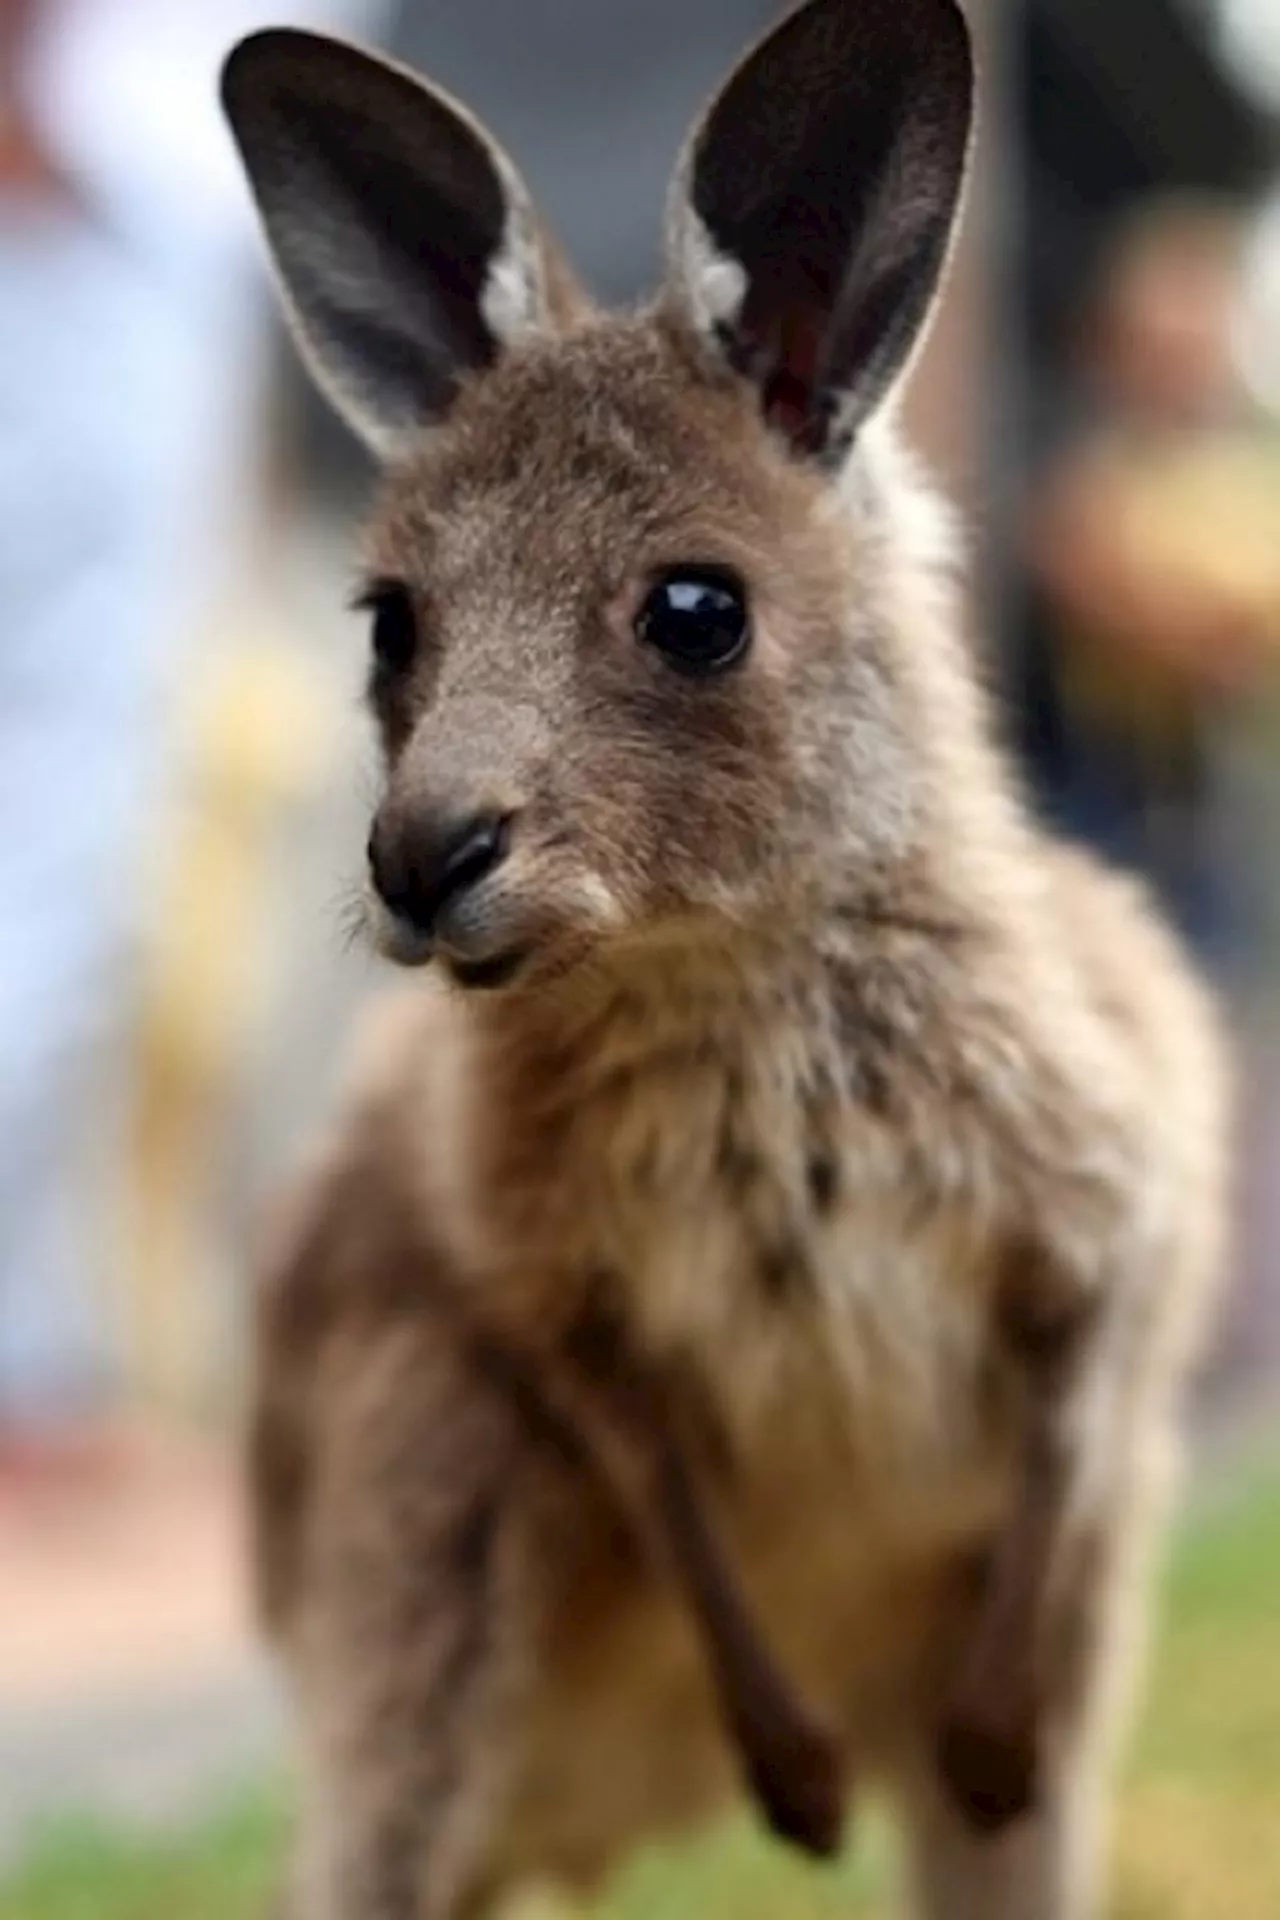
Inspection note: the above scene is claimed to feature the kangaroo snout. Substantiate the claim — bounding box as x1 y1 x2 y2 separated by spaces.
368 804 516 978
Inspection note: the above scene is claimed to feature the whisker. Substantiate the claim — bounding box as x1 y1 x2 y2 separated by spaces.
331 881 373 955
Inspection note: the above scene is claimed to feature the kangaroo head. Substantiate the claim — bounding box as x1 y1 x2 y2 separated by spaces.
222 0 973 990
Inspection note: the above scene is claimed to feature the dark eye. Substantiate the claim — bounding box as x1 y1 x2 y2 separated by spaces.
355 579 418 677
635 567 750 676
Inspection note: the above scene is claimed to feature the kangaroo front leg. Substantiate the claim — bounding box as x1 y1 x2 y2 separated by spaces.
902 1427 1169 1920
935 1325 1083 1830
556 1287 847 1857
652 1428 847 1855
493 1316 848 1859
906 1423 1169 1913
936 1235 1165 1857
562 1371 846 1854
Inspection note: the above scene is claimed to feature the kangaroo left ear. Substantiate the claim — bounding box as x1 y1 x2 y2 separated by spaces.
664 0 974 467
221 29 583 458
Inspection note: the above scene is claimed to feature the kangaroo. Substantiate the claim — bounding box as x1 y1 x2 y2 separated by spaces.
220 3 1231 1916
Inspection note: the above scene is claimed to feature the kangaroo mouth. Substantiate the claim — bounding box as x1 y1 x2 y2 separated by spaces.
370 903 527 988
443 948 528 992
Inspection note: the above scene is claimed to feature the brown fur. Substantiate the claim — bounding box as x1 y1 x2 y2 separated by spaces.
249 334 1230 1911
224 9 1231 1917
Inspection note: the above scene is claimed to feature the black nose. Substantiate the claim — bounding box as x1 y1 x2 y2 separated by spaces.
369 810 511 937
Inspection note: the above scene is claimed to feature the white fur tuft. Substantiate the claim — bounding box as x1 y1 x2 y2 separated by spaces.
667 198 748 342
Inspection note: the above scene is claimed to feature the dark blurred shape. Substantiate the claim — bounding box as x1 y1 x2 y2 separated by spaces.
1020 0 1269 379
1007 0 1276 959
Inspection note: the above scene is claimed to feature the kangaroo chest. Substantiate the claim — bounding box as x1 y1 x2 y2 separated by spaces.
435 970 1003 1480
617 1044 997 1472
412 974 1018 1885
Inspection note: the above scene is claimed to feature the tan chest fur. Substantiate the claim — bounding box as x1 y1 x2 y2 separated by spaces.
404 934 1010 1473
382 946 1021 1883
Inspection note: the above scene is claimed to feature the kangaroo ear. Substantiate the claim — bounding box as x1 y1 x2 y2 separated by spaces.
664 0 973 465
221 30 581 456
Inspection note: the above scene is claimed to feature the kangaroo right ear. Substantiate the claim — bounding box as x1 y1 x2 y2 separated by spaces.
664 0 973 466
221 30 579 456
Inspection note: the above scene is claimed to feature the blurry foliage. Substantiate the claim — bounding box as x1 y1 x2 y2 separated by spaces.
0 1796 281 1920
3 1462 1277 1920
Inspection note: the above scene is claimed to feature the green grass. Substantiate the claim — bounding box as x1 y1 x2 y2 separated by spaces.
4 1464 1278 1920
0 1799 282 1920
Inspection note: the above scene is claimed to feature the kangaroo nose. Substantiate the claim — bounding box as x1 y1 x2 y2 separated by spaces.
368 809 512 937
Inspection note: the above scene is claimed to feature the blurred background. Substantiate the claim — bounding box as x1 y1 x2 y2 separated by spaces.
0 2 1277 1915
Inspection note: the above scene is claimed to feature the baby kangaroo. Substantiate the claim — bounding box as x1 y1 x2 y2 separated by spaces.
221 3 1231 1916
